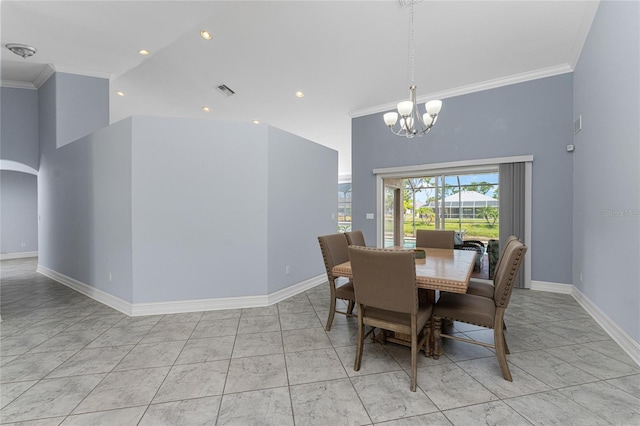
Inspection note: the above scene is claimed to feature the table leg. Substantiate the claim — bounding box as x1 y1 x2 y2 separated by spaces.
432 316 443 359
419 289 435 306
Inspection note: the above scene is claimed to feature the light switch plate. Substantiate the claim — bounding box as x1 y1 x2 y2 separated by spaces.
366 213 374 219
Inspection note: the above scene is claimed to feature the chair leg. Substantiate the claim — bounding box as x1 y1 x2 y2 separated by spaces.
410 332 417 392
503 332 510 355
347 300 355 315
422 323 431 357
432 317 442 359
354 305 364 371
494 317 512 381
325 297 336 331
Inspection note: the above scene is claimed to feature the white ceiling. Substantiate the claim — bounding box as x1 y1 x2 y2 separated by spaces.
1 1 599 174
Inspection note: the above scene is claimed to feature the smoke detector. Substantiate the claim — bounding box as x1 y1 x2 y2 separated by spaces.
6 43 37 58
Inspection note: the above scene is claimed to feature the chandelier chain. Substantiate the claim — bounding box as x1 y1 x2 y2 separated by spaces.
409 0 415 86
383 0 442 138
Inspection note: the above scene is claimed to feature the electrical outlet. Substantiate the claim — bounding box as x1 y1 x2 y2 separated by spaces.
108 272 113 282
285 265 290 275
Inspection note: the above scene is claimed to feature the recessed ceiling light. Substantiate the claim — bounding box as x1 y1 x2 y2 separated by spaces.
5 43 37 58
202 106 211 112
252 120 260 124
116 91 125 97
200 30 212 40
138 49 150 55
295 91 304 98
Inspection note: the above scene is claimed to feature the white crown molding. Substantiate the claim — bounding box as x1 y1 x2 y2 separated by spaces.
350 64 574 118
532 280 640 367
51 65 112 81
3 63 112 89
568 0 601 69
32 64 55 88
1 251 38 260
0 80 37 89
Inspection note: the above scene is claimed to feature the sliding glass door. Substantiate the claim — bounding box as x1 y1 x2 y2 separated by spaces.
383 168 499 248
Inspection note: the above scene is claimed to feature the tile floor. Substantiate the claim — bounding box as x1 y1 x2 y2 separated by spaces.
1 258 639 425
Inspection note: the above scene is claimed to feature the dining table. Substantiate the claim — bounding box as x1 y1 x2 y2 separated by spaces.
332 246 477 294
331 246 477 355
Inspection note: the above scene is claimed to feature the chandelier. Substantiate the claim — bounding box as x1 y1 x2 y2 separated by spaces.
383 1 442 138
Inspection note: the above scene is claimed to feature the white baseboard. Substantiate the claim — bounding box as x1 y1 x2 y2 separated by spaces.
36 264 326 317
268 275 327 305
131 275 326 316
531 280 640 367
37 265 133 315
1 251 38 260
571 287 640 367
530 280 573 294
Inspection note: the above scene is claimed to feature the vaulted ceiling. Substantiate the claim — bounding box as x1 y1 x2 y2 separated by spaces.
1 1 599 174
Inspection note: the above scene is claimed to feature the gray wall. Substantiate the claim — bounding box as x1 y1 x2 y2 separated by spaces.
37 72 133 300
38 118 134 301
1 86 39 169
1 171 38 254
1 86 40 255
573 0 639 342
352 74 574 285
267 126 338 293
130 117 269 302
37 84 337 305
54 73 109 148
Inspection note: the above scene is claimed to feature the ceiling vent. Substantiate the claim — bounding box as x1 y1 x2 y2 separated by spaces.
398 0 422 8
216 84 235 97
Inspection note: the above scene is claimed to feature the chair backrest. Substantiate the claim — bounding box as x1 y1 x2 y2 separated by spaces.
348 246 417 314
415 230 454 249
493 239 527 308
345 230 366 246
493 235 519 277
318 233 350 280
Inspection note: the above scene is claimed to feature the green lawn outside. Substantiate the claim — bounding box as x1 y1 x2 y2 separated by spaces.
402 219 499 240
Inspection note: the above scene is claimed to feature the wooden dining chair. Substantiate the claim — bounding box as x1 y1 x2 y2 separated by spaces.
415 230 454 249
432 239 527 381
345 230 366 247
466 235 520 298
348 246 432 392
317 233 356 331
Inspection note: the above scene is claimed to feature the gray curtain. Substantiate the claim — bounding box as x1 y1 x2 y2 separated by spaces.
499 162 526 288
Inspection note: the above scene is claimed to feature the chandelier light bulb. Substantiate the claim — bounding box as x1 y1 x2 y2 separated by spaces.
397 101 414 117
425 100 442 115
384 112 399 126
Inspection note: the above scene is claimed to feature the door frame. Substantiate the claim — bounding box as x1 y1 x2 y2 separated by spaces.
374 155 533 288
